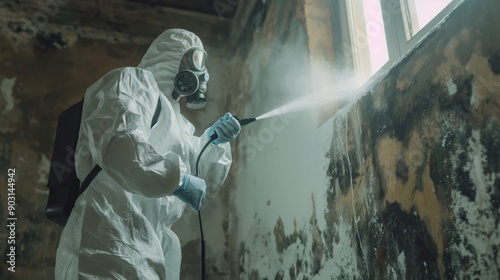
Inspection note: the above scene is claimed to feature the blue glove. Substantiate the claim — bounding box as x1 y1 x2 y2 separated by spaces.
208 112 241 144
173 174 206 211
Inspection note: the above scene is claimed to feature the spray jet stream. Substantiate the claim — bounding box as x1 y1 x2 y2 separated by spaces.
254 89 353 120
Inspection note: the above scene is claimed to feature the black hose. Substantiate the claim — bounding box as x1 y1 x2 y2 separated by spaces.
195 137 215 280
194 119 254 279
198 210 206 280
196 138 215 178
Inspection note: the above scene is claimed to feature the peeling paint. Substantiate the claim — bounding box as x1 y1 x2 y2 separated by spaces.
448 129 500 277
37 154 50 184
1 77 16 114
447 79 457 95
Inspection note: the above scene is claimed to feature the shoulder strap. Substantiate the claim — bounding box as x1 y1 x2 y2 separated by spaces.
151 95 161 127
79 165 102 195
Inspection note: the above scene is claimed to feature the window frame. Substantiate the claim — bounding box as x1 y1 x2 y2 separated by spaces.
339 0 464 87
394 0 463 56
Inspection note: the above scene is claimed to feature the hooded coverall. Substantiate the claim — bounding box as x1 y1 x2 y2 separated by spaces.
55 29 231 280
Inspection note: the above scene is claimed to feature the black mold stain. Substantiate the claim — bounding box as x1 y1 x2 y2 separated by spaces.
481 119 500 178
382 203 440 280
396 158 409 183
18 95 61 155
288 266 295 280
455 149 476 202
439 75 474 118
429 150 454 206
321 225 338 260
326 154 353 196
35 32 68 50
0 136 11 173
310 195 323 276
492 177 500 213
441 219 459 279
326 116 362 199
235 0 272 60
273 217 307 254
354 230 368 278
275 2 295 46
371 92 397 139
239 242 248 275
454 37 474 66
480 119 500 211
415 138 431 192
375 246 388 277
274 271 284 280
488 52 500 74
392 84 441 143
429 115 472 206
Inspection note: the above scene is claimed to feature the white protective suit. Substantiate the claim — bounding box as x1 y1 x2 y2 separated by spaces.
55 29 232 279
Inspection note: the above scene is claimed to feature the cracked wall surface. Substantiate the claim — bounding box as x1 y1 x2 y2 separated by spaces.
227 0 500 279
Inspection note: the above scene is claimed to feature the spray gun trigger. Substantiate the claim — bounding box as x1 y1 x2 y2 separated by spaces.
210 115 238 142
210 132 218 141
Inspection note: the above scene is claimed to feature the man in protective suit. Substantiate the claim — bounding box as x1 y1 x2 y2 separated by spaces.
55 29 240 279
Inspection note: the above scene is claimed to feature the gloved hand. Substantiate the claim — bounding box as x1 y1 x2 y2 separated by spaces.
173 174 206 211
208 112 241 144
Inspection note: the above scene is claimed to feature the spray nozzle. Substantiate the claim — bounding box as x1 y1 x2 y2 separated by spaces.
234 116 257 126
209 115 257 141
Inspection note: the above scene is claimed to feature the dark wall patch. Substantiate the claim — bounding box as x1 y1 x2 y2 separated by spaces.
396 158 409 183
274 270 284 280
488 52 500 74
273 217 307 254
234 0 272 60
382 204 440 280
414 138 431 192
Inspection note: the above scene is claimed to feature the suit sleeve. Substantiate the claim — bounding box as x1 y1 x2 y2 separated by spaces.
80 67 185 198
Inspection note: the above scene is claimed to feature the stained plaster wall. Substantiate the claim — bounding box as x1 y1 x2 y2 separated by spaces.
227 0 500 279
0 21 232 279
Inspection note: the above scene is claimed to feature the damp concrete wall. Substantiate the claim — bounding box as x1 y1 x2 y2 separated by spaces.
227 0 500 279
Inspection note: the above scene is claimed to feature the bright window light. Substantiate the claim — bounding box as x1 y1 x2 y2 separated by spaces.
342 0 460 86
401 0 453 40
346 0 389 84
362 0 389 74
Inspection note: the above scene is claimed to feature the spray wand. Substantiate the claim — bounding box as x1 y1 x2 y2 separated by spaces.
235 116 257 126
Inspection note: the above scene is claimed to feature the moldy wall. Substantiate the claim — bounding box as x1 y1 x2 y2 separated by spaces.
227 0 500 279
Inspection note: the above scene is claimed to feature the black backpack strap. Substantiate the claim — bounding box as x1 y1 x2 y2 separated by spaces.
79 165 102 195
151 96 161 127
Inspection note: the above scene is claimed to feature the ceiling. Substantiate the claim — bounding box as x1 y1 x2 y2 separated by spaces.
0 0 239 49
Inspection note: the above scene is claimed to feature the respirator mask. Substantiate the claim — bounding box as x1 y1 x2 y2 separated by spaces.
171 47 209 109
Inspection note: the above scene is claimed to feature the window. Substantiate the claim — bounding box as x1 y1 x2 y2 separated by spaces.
401 0 453 40
340 0 463 85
